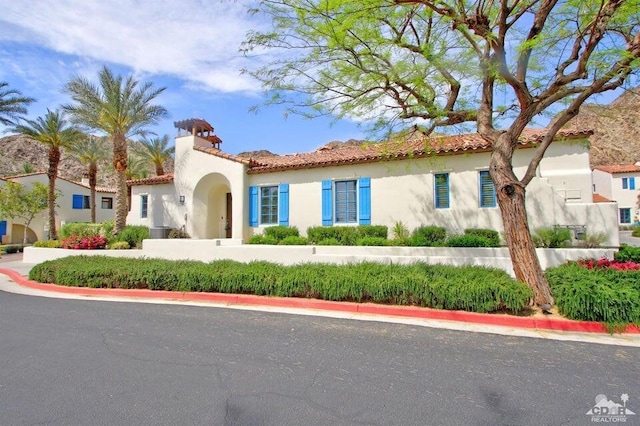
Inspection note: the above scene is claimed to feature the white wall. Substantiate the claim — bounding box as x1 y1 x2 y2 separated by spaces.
127 184 182 230
247 141 617 244
592 169 640 224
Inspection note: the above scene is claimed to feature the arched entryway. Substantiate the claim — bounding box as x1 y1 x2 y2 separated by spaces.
10 224 37 244
192 173 233 239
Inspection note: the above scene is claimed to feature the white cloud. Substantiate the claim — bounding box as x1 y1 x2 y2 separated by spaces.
0 0 264 94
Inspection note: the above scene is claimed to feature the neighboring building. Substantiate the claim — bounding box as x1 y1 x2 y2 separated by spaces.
126 118 619 246
0 172 116 244
593 163 640 225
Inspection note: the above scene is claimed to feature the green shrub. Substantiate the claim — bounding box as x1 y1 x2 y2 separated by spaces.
464 228 500 247
412 226 447 247
317 238 340 246
264 226 299 241
632 227 640 237
28 257 533 314
168 228 190 239
391 221 410 240
546 263 640 328
357 225 388 239
531 227 572 248
615 244 640 263
59 222 103 239
356 237 390 246
33 240 62 248
109 241 131 250
247 235 278 245
4 245 20 254
111 225 149 248
307 226 358 245
446 235 494 247
573 232 607 248
278 236 308 245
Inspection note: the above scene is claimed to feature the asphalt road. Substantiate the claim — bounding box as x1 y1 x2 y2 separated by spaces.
1 291 638 426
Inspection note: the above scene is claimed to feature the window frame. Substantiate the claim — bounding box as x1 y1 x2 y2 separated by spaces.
140 194 148 219
479 170 497 208
101 197 113 210
620 208 631 224
434 173 450 209
334 179 358 224
259 185 279 226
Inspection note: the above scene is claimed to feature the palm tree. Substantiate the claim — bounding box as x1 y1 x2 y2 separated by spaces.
138 135 174 176
125 153 150 180
63 66 167 233
0 82 35 126
71 136 109 222
11 109 82 240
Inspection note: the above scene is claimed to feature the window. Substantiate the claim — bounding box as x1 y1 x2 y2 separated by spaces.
249 184 289 227
321 178 370 226
72 194 90 209
479 171 496 208
434 173 450 209
101 197 113 209
620 208 631 224
622 177 636 190
140 194 148 219
622 178 628 189
260 186 278 225
335 180 357 223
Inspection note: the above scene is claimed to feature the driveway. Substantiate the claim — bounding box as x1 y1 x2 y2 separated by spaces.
619 230 640 246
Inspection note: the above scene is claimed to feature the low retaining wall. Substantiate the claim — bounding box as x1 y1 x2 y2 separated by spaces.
23 239 616 277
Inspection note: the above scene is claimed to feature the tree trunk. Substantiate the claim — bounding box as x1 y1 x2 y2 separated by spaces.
47 146 60 240
89 164 97 223
112 133 128 233
490 141 554 307
155 164 164 176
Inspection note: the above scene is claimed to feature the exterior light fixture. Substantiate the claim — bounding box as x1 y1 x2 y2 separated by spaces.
179 195 185 205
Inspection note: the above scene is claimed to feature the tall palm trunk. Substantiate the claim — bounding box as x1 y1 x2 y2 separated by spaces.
155 163 164 176
47 146 60 240
490 135 553 307
113 132 128 233
89 163 97 223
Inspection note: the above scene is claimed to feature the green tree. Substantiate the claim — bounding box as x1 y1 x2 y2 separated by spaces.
137 135 174 176
125 153 151 180
0 181 48 245
0 82 35 126
63 66 168 233
11 109 82 240
245 0 640 308
70 136 110 223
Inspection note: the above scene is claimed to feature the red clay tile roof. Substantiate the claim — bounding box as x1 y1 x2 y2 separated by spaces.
245 128 592 174
193 145 253 165
593 193 614 203
127 173 174 186
593 164 640 174
2 171 116 193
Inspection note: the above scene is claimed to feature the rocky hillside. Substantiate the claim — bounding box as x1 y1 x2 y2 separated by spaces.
565 88 640 167
0 134 172 187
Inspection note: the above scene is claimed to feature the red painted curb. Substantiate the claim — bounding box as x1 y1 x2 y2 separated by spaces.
1 267 638 335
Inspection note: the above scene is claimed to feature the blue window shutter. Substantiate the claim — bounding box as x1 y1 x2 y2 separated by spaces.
72 194 83 209
358 177 371 225
479 171 496 208
322 180 333 226
249 186 258 227
0 221 6 237
630 177 636 190
278 183 289 226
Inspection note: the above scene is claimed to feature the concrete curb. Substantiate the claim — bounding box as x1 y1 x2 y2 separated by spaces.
1 267 638 335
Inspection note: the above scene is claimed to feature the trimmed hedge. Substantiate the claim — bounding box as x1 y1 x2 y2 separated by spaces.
278 236 308 245
111 225 150 249
264 226 300 241
33 240 62 248
446 235 494 247
615 244 640 263
464 228 500 247
29 256 533 314
546 263 640 327
412 226 447 247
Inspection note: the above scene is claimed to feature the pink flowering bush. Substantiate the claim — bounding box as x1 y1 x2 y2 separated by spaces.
578 258 640 271
61 235 108 250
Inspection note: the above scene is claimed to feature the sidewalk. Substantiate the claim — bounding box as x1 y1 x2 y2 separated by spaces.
1 253 639 347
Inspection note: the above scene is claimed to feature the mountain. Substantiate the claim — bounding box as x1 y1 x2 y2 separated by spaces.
565 88 640 167
0 134 172 186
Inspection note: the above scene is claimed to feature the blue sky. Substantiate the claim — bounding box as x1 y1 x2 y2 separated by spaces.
0 0 365 155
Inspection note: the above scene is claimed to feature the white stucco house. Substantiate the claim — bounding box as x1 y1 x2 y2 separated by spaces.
593 163 640 225
125 118 619 246
0 172 116 243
